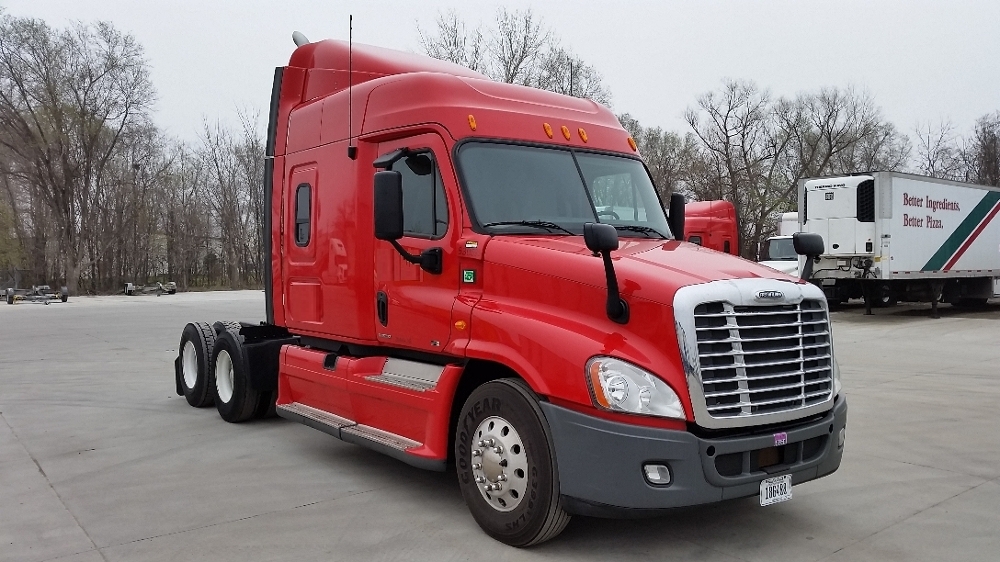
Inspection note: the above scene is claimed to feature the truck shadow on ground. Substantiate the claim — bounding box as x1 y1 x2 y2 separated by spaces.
831 300 1000 321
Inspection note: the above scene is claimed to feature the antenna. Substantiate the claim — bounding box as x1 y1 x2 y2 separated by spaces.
292 31 309 47
347 15 357 160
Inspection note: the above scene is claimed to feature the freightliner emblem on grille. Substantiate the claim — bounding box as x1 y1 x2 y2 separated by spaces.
756 290 784 300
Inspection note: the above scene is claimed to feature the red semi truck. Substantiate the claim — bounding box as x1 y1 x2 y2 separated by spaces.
684 200 739 255
174 38 846 546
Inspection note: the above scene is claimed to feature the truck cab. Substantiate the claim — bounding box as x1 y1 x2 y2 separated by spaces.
684 200 738 255
175 39 847 546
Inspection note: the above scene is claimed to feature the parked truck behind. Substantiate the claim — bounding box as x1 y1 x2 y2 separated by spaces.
173 36 847 546
799 172 1000 308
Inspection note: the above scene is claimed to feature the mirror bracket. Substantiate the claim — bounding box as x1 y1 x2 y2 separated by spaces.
388 241 442 275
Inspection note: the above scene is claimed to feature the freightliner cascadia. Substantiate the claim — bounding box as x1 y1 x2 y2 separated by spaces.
174 37 847 546
799 172 1000 309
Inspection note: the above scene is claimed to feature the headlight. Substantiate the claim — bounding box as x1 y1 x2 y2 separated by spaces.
586 357 685 420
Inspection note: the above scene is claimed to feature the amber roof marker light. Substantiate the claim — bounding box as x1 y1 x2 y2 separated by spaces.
578 128 588 143
627 137 638 151
561 125 572 141
468 114 477 131
543 122 554 138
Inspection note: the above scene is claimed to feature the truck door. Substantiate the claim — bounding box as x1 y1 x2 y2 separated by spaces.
282 163 324 327
373 134 460 353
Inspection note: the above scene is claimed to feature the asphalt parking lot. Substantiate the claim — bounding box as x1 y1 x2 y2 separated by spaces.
2 291 999 562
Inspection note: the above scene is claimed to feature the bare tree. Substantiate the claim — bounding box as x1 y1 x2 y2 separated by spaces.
684 81 910 258
419 8 611 105
0 14 155 292
964 112 1000 186
914 120 964 179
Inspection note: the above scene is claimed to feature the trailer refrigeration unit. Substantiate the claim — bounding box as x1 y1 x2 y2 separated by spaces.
173 35 847 546
799 172 1000 309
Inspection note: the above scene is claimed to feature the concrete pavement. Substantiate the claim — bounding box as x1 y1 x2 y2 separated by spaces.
1 291 998 561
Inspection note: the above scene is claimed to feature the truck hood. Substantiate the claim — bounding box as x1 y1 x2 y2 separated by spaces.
483 236 800 306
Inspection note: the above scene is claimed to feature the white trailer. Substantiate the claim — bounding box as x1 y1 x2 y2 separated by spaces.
798 172 1000 309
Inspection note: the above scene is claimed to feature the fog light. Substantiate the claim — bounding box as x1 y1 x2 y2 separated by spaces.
838 428 846 449
643 463 671 486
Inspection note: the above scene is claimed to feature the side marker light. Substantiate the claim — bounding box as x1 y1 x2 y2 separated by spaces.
578 128 588 142
561 125 571 140
543 123 553 138
468 115 477 131
627 137 637 151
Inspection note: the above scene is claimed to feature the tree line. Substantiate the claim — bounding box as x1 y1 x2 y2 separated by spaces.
2 8 998 294
0 12 265 293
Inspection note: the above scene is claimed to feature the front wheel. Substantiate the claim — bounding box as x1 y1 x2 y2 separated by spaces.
455 379 570 546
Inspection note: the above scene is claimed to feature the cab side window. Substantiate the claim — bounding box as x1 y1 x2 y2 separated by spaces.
389 152 448 238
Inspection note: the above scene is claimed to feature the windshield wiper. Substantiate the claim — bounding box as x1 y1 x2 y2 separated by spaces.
481 220 575 235
611 225 668 239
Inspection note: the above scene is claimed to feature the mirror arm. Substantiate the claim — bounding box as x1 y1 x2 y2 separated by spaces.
800 255 816 280
599 251 629 324
388 240 442 275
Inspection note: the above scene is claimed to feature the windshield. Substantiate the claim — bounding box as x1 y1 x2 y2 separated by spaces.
763 237 797 260
457 142 671 238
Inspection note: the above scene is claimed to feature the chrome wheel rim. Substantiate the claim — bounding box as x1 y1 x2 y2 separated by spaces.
182 341 198 390
215 350 234 404
470 415 528 512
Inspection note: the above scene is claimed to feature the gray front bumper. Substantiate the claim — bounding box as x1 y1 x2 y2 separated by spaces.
541 395 847 517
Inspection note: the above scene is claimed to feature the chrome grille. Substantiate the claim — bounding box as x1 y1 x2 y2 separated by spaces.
693 300 833 419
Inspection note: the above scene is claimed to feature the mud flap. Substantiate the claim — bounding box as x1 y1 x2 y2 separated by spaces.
174 356 184 396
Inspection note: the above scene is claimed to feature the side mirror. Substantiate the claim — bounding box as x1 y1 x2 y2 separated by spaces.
668 192 685 241
583 222 628 324
374 171 403 241
584 222 619 253
793 232 825 280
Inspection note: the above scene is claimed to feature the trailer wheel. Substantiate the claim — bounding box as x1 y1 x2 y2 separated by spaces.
60 286 68 302
213 325 260 423
178 322 217 407
5 289 12 305
874 283 897 307
456 379 570 547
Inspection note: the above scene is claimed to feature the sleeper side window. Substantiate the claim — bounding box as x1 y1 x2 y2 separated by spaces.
389 152 448 238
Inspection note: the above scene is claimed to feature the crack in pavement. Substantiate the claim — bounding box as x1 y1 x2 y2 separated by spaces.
1 412 111 562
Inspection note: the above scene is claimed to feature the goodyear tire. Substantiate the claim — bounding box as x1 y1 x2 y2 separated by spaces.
456 379 570 546
213 323 260 423
178 322 217 407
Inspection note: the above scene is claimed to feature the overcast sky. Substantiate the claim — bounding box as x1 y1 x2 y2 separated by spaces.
5 0 999 146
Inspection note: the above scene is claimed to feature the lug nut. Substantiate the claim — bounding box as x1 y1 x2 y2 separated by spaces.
484 484 494 492
497 473 507 482
493 483 503 491
477 440 485 447
493 446 503 454
472 449 482 457
475 476 485 483
487 438 495 447
472 463 482 470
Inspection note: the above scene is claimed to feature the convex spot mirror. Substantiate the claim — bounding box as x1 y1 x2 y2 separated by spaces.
793 232 824 257
374 170 404 241
584 222 619 253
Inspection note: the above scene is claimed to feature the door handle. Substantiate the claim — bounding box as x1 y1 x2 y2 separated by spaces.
377 291 388 326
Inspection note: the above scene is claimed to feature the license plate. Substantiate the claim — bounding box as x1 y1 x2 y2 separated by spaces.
759 474 792 506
